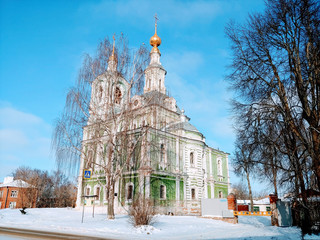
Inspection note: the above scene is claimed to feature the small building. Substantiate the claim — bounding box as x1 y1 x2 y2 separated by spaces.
0 176 36 209
237 198 271 212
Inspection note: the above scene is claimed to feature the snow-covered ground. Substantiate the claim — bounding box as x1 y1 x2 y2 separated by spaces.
0 208 303 239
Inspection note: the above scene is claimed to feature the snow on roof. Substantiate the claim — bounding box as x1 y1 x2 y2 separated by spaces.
0 177 32 188
237 198 270 205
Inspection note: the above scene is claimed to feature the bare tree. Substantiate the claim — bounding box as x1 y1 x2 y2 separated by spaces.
226 0 319 233
231 181 250 200
233 135 255 211
13 166 76 208
226 0 320 189
52 34 149 219
12 166 38 208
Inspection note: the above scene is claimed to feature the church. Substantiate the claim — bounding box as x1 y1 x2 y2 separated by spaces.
75 21 230 215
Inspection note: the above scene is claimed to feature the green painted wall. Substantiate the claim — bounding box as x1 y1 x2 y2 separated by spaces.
180 180 184 200
214 184 228 198
150 175 176 203
207 184 211 198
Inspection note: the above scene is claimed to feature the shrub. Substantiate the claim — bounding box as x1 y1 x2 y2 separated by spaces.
129 194 156 226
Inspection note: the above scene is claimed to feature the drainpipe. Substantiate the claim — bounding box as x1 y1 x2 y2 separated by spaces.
4 186 9 208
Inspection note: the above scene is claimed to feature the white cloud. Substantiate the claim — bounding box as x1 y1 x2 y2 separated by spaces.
0 107 42 127
0 105 54 181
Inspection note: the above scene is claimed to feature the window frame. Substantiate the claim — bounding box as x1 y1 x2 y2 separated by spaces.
126 183 134 201
160 185 166 200
114 87 122 104
190 152 194 167
9 201 16 209
10 190 18 198
191 188 196 200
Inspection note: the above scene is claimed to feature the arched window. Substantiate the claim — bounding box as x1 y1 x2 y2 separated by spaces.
160 185 166 199
86 186 91 196
191 188 196 200
160 144 165 163
190 152 194 166
115 87 122 104
218 191 223 198
86 150 94 169
96 187 100 199
127 184 133 200
99 86 103 99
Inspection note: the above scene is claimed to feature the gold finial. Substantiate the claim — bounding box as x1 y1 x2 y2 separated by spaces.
109 33 117 62
112 33 115 54
150 13 161 53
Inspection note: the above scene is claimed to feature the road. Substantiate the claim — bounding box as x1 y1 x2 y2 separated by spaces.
0 227 116 240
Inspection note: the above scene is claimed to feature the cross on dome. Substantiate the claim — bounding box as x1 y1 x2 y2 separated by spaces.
150 13 161 53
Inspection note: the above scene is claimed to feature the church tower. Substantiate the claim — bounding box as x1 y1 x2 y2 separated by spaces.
143 16 167 94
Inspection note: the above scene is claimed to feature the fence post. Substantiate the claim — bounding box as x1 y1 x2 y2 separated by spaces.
269 194 279 226
227 193 238 224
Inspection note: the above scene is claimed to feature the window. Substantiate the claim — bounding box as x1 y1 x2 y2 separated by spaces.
253 206 260 212
191 188 196 200
160 185 166 199
190 152 194 166
96 187 100 199
0 191 3 198
160 144 165 163
266 206 271 211
129 143 135 170
99 86 103 99
86 150 94 169
115 87 122 104
9 202 16 209
10 190 18 198
127 185 133 200
218 191 223 198
86 187 90 196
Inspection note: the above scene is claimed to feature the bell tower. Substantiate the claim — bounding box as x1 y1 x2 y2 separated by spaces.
144 14 167 94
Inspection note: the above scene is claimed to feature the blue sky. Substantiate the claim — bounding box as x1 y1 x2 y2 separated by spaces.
0 0 269 193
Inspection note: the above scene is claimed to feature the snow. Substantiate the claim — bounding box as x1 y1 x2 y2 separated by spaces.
0 178 31 188
0 208 303 239
237 198 270 205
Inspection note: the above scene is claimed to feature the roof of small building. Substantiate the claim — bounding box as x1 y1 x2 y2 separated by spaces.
237 198 270 205
0 177 32 188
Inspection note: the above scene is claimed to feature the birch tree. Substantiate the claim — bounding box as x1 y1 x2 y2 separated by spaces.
52 34 149 219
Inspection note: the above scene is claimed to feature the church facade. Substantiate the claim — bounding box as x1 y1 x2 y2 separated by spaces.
75 24 230 215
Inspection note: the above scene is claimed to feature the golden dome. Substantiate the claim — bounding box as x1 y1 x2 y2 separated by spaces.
150 14 161 53
150 31 161 48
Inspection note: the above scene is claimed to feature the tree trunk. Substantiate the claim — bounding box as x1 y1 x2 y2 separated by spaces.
245 166 254 212
107 182 115 219
271 152 278 196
